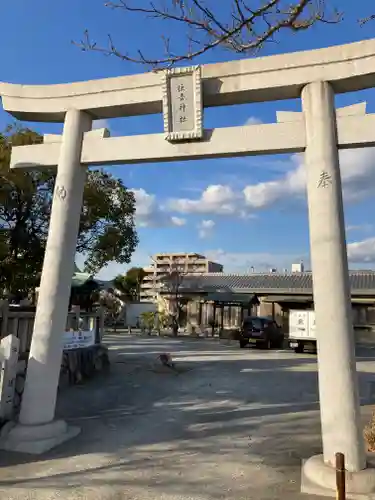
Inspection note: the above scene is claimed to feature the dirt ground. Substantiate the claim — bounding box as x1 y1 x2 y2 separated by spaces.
0 334 374 499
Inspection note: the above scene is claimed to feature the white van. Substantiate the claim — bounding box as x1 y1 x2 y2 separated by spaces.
288 309 317 353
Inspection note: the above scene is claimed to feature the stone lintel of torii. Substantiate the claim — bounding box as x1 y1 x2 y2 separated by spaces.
7 100 372 170
2 38 375 498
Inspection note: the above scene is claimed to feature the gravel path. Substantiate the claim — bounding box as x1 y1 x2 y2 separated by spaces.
0 335 374 499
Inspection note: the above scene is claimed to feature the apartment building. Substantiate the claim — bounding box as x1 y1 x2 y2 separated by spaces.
140 253 224 301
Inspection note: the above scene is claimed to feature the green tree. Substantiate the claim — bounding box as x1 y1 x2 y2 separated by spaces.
140 310 155 335
159 267 187 336
76 1 344 68
155 310 168 336
0 124 138 298
114 266 146 301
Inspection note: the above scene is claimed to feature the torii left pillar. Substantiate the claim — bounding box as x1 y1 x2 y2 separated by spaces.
1 109 92 454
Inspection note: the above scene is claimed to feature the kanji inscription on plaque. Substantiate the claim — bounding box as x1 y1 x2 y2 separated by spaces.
162 66 203 142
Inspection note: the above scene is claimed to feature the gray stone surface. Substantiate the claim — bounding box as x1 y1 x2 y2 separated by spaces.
2 38 375 122
18 109 93 430
303 81 366 473
0 335 374 499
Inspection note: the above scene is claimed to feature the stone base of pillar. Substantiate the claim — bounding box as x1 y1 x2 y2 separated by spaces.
302 455 375 498
0 419 80 455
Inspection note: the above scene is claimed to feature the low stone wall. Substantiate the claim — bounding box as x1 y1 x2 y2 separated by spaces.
59 344 110 387
13 344 110 418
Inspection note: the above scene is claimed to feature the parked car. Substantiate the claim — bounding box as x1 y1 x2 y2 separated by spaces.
239 316 284 349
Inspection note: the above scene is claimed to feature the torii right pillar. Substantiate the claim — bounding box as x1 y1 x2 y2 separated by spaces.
301 81 375 496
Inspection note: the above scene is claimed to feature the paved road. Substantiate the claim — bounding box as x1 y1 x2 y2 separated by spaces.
0 335 374 499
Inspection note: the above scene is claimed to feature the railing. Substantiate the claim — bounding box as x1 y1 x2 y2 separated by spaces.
0 301 105 356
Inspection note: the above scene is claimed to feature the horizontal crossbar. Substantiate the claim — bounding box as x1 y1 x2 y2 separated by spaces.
2 39 375 121
10 114 375 169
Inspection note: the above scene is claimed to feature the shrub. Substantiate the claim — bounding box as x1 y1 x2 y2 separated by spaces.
364 411 375 452
140 311 155 334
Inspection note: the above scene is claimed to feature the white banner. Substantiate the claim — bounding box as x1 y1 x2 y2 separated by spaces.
63 329 96 350
0 334 20 420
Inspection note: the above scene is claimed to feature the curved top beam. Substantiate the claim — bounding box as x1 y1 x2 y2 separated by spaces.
1 38 375 122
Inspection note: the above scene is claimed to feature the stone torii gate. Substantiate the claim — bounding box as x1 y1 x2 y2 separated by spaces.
2 38 375 497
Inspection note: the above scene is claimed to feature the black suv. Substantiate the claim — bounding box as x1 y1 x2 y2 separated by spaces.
239 316 284 349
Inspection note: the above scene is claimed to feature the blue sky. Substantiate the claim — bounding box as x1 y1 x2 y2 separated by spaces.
1 0 375 278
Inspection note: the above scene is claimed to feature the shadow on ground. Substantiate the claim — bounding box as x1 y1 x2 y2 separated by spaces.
0 334 373 499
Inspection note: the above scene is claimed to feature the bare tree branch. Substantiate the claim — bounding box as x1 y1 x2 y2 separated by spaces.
73 0 342 69
359 14 375 26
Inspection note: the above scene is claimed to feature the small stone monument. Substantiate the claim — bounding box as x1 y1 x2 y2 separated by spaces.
0 335 20 421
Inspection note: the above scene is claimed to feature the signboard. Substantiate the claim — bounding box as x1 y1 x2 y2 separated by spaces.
162 65 203 142
289 310 309 339
308 311 316 338
63 329 96 350
289 310 316 340
0 335 20 420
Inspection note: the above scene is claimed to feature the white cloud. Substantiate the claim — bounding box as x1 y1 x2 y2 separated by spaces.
347 237 375 264
75 254 129 281
167 184 247 217
244 148 375 209
205 249 307 273
346 224 373 233
132 188 186 228
198 219 215 239
76 248 153 281
167 148 375 218
171 216 186 226
80 235 375 281
243 154 303 208
205 237 375 273
245 116 263 126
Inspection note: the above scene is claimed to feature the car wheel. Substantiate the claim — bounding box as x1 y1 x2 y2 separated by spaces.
263 339 271 350
271 338 283 349
239 340 247 349
294 345 304 354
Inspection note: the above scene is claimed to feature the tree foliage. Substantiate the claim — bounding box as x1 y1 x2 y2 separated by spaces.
158 263 192 336
76 0 343 68
0 125 138 297
140 310 155 334
114 266 146 301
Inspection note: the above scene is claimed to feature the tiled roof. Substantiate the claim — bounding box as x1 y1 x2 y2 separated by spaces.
71 272 93 287
182 271 375 295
